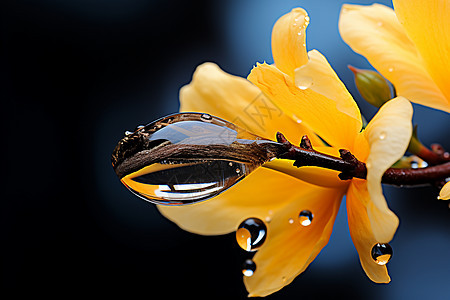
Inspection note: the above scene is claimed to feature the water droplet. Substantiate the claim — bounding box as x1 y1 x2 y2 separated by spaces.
304 16 310 23
298 210 313 226
379 131 387 140
242 259 256 277
296 76 313 90
134 125 145 131
388 67 394 72
114 113 278 206
288 218 294 224
292 114 302 124
377 21 383 26
124 131 133 136
200 113 212 121
371 243 392 265
281 276 287 283
236 218 267 252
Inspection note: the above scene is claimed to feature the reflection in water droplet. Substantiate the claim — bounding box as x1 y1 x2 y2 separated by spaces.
242 259 256 277
298 210 313 226
388 67 394 72
123 160 254 206
297 76 313 90
114 113 278 206
371 243 392 265
236 218 267 252
200 113 212 121
379 131 387 140
124 131 133 136
288 218 294 224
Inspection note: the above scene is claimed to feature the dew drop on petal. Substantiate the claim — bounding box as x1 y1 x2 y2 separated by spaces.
379 131 387 140
236 218 267 252
288 218 294 224
298 210 313 226
242 259 256 277
371 243 393 265
388 67 394 72
296 76 313 90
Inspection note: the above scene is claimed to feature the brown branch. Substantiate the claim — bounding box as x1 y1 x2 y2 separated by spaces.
275 133 450 187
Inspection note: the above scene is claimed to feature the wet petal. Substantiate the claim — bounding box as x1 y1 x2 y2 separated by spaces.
262 146 347 188
346 180 391 283
180 62 321 146
364 96 412 242
248 63 361 149
339 4 449 113
158 167 319 236
295 50 362 129
438 181 450 200
245 185 345 296
393 0 450 111
272 8 309 78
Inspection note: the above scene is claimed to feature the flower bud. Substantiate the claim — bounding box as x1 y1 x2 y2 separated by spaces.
349 65 392 108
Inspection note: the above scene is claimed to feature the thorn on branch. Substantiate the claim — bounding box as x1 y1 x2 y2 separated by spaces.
300 135 313 150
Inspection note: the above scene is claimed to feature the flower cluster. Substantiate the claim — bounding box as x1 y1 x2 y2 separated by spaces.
113 0 450 297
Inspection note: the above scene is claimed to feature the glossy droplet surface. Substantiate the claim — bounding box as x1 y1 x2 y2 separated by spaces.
379 131 387 140
371 243 392 265
123 160 255 205
242 259 256 277
298 210 313 226
113 113 278 206
296 76 313 90
236 218 267 252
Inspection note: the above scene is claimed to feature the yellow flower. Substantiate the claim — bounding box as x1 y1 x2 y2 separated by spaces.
339 1 450 113
159 8 413 296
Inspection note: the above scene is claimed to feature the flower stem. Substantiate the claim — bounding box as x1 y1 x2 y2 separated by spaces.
275 133 450 187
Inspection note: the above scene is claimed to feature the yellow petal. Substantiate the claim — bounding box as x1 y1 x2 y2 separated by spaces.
271 8 309 78
158 167 318 236
339 4 449 113
262 146 347 188
245 185 345 296
346 180 391 283
248 63 361 149
438 181 450 200
393 0 450 111
295 50 362 129
364 96 412 242
180 62 321 146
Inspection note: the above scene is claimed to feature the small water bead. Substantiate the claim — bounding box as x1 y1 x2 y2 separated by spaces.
200 113 212 122
124 130 133 136
388 67 394 72
236 218 267 252
379 131 387 140
296 76 313 90
371 243 393 265
242 259 256 277
298 210 313 226
288 218 294 224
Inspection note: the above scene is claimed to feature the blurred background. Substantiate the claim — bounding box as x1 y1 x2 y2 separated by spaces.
3 0 449 298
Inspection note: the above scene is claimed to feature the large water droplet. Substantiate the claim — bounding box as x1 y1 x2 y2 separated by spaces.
242 259 256 277
112 113 281 205
371 243 392 265
298 210 313 226
236 218 267 252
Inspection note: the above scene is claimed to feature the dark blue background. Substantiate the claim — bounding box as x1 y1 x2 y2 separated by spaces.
3 0 449 298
